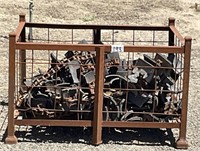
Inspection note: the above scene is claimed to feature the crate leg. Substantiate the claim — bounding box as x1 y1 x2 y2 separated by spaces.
176 138 188 149
5 135 17 144
176 37 192 149
92 47 104 145
5 32 18 144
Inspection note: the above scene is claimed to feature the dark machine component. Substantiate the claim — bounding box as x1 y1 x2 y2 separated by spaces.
17 50 182 122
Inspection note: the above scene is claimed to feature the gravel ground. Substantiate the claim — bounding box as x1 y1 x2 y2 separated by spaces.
0 0 200 150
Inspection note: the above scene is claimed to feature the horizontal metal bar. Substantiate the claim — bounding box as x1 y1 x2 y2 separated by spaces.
16 42 184 53
26 38 169 44
15 119 180 128
102 121 180 128
169 25 185 46
15 119 92 127
123 45 184 53
25 22 169 31
16 42 100 51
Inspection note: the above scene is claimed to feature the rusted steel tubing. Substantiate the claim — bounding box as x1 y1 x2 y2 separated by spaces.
15 119 92 127
19 23 26 85
169 26 185 46
168 17 185 46
119 45 184 53
15 22 25 42
5 32 18 144
16 42 101 51
102 121 180 128
168 17 175 46
16 42 184 53
14 120 180 129
93 29 101 44
93 47 104 145
25 22 169 31
15 13 26 41
176 36 192 149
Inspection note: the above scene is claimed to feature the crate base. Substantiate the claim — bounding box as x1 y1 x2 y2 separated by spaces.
176 139 188 149
5 135 18 144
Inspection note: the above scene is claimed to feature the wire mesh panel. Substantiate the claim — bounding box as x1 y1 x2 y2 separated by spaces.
15 49 97 120
103 51 183 123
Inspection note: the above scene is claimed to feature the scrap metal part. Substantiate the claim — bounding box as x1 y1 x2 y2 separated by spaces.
17 49 182 122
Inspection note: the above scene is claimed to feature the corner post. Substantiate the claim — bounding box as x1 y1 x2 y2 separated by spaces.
5 32 18 144
93 29 101 44
93 46 104 145
19 13 26 85
168 17 175 62
19 13 25 22
168 17 175 46
176 36 192 149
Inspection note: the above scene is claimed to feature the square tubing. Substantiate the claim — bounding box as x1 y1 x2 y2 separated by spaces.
168 17 175 46
168 17 175 62
92 46 104 145
5 32 18 144
93 29 101 44
176 36 192 149
19 14 26 85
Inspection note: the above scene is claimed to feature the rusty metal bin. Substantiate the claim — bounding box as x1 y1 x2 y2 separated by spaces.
5 14 191 149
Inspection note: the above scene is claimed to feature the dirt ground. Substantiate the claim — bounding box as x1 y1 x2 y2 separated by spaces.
0 0 200 150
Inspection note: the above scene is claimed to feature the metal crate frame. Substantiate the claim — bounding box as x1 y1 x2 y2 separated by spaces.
5 13 191 149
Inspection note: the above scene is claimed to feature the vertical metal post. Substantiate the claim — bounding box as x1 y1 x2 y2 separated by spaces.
19 14 26 84
176 36 192 149
93 29 101 44
19 13 25 22
168 17 175 62
5 32 17 144
28 0 33 41
168 17 175 46
93 47 104 145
